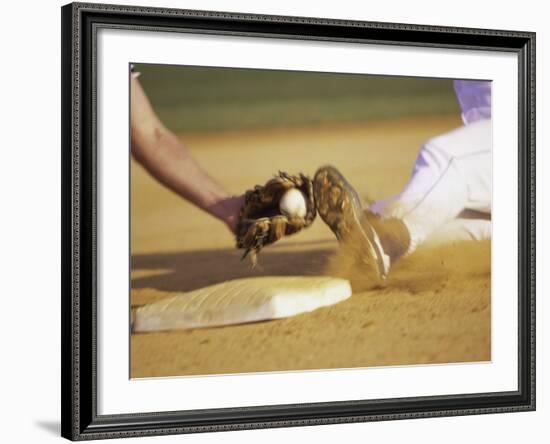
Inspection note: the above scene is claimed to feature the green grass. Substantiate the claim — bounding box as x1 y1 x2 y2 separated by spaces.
134 64 459 133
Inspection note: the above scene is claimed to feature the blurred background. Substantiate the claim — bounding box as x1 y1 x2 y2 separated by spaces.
134 64 459 133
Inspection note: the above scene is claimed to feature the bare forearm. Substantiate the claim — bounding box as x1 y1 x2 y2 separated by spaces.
130 77 243 231
132 127 241 226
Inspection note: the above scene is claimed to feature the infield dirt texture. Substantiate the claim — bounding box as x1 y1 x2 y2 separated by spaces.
130 66 490 378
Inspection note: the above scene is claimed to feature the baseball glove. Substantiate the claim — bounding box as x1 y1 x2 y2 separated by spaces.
236 172 316 265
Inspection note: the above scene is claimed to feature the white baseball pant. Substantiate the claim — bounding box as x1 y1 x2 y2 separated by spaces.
370 118 492 253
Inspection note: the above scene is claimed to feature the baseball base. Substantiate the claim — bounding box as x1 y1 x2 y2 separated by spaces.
133 276 352 332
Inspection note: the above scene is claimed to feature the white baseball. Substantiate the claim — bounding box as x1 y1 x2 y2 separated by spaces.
279 188 307 218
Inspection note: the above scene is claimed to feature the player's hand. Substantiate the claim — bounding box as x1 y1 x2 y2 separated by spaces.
235 172 316 265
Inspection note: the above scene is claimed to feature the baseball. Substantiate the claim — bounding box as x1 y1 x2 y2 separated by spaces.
279 188 307 218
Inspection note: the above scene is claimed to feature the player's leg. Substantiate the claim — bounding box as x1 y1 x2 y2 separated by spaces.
426 216 491 246
370 119 491 252
313 119 491 279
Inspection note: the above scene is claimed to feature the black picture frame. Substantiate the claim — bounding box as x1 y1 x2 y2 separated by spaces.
61 2 536 440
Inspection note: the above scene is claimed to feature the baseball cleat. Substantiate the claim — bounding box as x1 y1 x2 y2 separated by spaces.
313 165 391 279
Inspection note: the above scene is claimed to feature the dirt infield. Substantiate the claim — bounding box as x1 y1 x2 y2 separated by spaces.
130 115 491 378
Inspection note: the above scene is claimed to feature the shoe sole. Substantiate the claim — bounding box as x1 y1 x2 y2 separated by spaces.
313 166 389 279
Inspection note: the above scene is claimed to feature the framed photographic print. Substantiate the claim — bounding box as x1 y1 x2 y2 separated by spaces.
61 2 536 440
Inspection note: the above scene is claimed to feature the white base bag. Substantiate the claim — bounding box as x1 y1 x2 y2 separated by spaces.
133 276 352 332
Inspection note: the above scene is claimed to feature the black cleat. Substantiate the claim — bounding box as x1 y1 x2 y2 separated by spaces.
313 165 391 279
